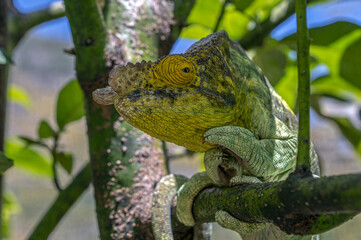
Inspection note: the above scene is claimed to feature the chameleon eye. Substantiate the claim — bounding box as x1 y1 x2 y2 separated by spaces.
156 55 195 87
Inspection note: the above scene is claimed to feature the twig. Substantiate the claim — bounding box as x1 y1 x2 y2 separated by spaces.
239 0 296 49
295 0 311 170
8 1 65 50
213 0 229 33
28 163 91 239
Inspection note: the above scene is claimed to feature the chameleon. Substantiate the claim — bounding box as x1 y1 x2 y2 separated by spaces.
92 30 319 239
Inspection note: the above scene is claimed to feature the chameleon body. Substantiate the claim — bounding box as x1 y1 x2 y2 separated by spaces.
93 31 319 239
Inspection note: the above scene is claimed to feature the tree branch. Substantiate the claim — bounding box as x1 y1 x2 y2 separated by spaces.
238 0 323 50
191 172 361 235
64 0 107 83
295 0 311 170
238 0 296 49
8 1 65 50
28 163 91 239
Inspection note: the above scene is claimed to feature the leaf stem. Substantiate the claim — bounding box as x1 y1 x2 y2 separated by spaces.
28 163 91 239
295 0 311 170
52 135 62 191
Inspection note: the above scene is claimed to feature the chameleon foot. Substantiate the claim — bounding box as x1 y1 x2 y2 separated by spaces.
204 148 242 186
215 210 269 235
204 126 297 180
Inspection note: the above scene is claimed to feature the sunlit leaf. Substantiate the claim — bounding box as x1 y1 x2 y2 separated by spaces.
187 0 222 29
2 191 21 238
7 84 32 110
243 0 282 23
180 24 212 39
274 65 298 109
220 5 248 39
56 79 85 130
311 76 361 101
38 120 55 139
340 36 361 89
0 152 13 174
5 138 52 177
55 152 73 174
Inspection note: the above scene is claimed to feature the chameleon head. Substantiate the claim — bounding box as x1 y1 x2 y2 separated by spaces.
93 31 240 152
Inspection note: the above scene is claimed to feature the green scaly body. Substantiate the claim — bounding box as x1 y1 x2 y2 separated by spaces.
93 31 319 239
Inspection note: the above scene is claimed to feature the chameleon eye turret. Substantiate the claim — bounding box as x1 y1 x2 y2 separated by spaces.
154 55 196 88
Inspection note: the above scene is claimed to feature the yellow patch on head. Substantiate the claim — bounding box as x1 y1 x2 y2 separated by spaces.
154 55 196 88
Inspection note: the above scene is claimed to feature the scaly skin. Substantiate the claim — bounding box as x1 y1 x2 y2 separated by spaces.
93 31 319 239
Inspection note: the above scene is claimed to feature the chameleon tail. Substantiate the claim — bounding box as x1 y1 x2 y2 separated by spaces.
152 174 188 240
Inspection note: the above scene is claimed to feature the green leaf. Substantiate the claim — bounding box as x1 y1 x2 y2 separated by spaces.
242 0 282 23
0 47 13 65
0 152 13 174
56 79 85 130
340 36 361 89
220 5 248 40
310 22 360 46
55 152 73 174
38 120 55 139
7 84 32 110
310 30 361 77
187 0 222 29
283 22 361 47
5 138 52 177
233 0 254 11
253 47 287 86
311 76 361 101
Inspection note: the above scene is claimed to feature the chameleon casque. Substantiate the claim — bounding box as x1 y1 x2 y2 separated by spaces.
93 31 319 239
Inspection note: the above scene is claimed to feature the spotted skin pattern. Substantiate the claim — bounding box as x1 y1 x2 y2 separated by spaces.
93 31 319 240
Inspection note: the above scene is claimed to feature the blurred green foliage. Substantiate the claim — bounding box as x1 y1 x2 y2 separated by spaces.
182 0 361 158
5 138 52 177
7 84 32 110
6 79 85 179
